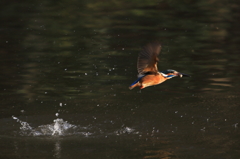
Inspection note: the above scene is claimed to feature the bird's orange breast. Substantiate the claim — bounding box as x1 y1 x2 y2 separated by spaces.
140 73 166 88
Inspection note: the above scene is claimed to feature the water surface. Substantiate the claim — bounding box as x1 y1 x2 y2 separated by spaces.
1 0 240 158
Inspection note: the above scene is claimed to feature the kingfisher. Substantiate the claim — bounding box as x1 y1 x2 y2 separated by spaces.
129 42 190 90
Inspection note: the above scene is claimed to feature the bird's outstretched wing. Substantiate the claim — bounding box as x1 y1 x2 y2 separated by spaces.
137 42 161 75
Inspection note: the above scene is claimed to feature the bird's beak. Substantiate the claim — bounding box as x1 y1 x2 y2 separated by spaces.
177 73 190 78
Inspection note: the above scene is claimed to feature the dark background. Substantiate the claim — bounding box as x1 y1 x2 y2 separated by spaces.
0 0 240 158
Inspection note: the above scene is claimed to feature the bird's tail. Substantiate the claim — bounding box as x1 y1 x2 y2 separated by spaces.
129 82 140 90
129 76 144 90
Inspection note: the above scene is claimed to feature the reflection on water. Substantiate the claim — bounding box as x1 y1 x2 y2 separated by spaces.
54 140 61 158
144 150 173 159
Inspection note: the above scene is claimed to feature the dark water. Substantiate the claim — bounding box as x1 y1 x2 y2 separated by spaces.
1 0 240 158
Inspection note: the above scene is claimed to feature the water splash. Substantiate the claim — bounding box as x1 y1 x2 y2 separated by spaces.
115 126 137 135
12 116 33 136
12 116 79 136
38 118 77 136
12 116 138 137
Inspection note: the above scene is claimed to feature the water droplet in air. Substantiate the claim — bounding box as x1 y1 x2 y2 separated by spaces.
233 123 238 128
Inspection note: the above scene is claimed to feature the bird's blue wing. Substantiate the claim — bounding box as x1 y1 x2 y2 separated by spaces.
129 76 144 86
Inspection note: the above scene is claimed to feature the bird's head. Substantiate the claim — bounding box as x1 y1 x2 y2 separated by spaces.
160 69 190 79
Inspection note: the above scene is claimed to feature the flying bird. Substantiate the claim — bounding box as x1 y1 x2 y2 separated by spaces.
129 42 190 90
